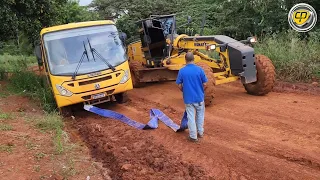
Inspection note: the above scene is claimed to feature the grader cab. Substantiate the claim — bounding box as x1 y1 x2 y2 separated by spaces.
127 14 276 106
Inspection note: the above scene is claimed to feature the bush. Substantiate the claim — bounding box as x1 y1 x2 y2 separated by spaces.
0 33 33 56
254 30 320 82
0 67 5 81
8 71 57 112
0 54 36 72
0 54 55 112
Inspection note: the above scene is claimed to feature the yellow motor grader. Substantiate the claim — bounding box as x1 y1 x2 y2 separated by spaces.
127 14 275 106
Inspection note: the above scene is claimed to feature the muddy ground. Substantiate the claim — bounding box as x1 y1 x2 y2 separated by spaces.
0 82 104 180
1 80 319 179
66 81 320 180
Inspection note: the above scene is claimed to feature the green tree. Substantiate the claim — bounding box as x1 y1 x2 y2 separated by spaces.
0 0 101 54
91 0 186 42
57 0 101 24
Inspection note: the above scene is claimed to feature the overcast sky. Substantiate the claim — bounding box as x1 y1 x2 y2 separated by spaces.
79 0 93 6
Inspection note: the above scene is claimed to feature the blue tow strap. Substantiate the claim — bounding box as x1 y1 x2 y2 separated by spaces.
84 105 188 132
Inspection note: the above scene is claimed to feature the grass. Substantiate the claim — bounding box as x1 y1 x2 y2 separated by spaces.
61 157 78 178
0 123 13 131
0 54 36 72
0 54 56 112
0 112 12 120
35 113 67 154
34 165 41 172
254 30 320 82
0 144 14 153
54 128 65 154
23 113 67 154
26 141 38 150
0 92 9 98
34 152 46 161
7 71 57 112
0 54 36 81
36 113 63 132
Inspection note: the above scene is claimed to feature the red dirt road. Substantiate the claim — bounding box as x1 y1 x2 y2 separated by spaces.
73 81 320 180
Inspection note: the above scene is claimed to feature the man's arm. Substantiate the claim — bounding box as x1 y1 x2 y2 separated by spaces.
203 82 207 90
201 69 208 89
176 70 183 92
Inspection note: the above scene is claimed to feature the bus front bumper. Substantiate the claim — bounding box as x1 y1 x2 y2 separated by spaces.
55 79 133 108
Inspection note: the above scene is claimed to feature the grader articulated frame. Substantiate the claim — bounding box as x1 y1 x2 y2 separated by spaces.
127 14 276 106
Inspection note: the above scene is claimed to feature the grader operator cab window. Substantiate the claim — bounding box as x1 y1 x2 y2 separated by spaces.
138 15 177 66
140 19 167 62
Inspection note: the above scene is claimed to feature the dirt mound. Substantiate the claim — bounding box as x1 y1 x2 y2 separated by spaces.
76 118 210 180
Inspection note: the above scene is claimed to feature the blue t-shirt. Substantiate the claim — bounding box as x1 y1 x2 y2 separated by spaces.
176 64 208 104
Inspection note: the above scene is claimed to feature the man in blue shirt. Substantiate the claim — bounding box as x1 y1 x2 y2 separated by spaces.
176 52 208 142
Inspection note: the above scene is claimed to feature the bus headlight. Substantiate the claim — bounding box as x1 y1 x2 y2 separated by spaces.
56 84 73 97
120 70 130 84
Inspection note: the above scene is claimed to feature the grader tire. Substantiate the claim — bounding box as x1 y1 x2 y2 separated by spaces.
195 62 215 106
129 61 145 88
243 54 276 95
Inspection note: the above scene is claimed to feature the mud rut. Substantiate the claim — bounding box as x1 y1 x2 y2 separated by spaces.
70 81 320 180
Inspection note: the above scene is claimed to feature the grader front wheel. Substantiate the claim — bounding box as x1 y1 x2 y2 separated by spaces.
243 54 276 95
195 62 215 106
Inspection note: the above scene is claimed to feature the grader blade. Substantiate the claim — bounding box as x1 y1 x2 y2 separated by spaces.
138 67 178 83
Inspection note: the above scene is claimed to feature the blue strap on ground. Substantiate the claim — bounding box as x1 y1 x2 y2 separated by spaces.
84 105 188 132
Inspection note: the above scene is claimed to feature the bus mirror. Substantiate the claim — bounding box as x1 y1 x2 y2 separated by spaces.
119 32 127 43
34 45 43 66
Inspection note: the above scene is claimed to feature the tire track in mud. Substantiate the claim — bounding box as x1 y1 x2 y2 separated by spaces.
73 106 211 180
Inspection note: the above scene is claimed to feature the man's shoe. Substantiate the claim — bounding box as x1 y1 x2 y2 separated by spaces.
198 134 204 138
188 137 199 142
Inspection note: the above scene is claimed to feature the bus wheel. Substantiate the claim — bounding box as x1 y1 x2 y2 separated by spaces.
59 106 72 117
114 92 129 104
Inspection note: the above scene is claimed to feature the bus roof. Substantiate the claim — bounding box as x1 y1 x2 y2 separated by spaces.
40 20 115 35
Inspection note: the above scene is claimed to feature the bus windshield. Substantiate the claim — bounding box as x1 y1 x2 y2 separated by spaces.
43 24 126 76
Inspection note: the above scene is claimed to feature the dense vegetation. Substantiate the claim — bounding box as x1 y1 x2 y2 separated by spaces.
0 0 319 111
91 0 320 39
0 0 99 55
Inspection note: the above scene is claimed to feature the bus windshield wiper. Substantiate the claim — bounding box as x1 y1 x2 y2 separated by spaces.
87 38 116 72
72 41 89 80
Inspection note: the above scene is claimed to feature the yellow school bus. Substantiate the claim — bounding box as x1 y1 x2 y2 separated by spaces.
34 20 133 115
